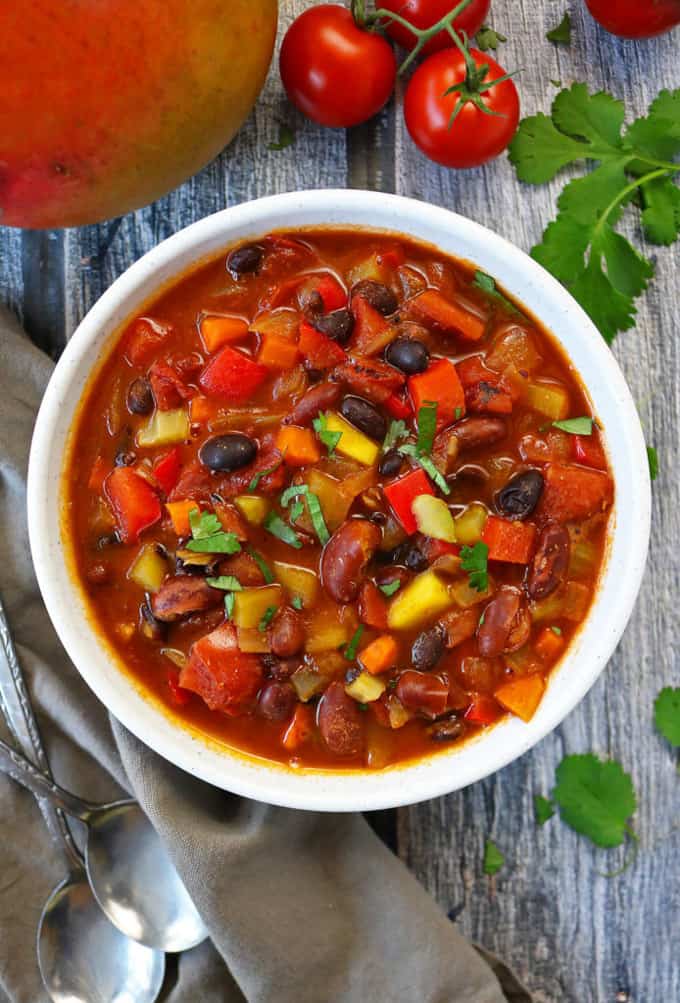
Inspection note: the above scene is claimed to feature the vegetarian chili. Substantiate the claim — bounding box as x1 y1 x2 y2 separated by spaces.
66 229 614 769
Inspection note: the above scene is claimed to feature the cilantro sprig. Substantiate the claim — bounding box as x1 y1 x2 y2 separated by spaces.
186 509 241 554
654 687 680 747
482 839 505 875
552 754 637 849
509 85 680 342
313 412 342 455
460 541 489 592
546 12 571 45
472 270 519 315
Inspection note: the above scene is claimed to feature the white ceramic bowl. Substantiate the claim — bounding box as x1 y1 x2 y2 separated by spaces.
28 190 650 811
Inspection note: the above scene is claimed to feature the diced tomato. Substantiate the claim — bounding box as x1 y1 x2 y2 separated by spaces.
149 360 194 411
104 467 162 544
409 358 466 430
482 515 536 564
282 703 315 751
88 456 108 493
396 670 449 719
407 289 486 342
259 276 304 311
456 355 515 415
349 296 394 356
152 447 182 495
384 391 412 420
122 317 171 367
384 468 435 534
199 345 269 402
538 463 613 523
333 355 404 404
464 694 503 725
167 672 192 707
357 581 389 630
312 273 347 312
572 434 606 470
298 319 347 369
180 623 264 716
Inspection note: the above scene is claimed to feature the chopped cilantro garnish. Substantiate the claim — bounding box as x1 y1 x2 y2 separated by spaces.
268 123 295 151
247 458 283 494
552 754 637 848
280 484 309 506
206 575 243 592
460 542 489 592
398 443 451 495
647 445 659 481
280 484 329 545
313 412 342 455
289 500 305 523
258 605 278 632
383 419 409 452
534 795 556 826
454 406 463 420
379 580 401 597
247 548 275 584
186 509 241 554
472 271 518 314
553 416 594 435
550 625 562 636
475 24 506 51
546 11 571 44
291 595 304 610
483 839 504 875
654 687 680 747
263 512 303 549
224 592 235 619
188 509 221 539
344 625 365 662
416 402 438 456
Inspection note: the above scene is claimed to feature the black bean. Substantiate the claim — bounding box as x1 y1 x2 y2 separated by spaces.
312 308 354 344
352 280 398 316
300 288 324 316
95 533 120 550
411 626 445 672
496 469 544 520
139 601 167 642
199 433 257 472
340 395 387 442
386 539 428 572
126 377 154 415
385 337 430 375
227 243 264 278
428 717 465 742
378 448 403 478
114 450 136 467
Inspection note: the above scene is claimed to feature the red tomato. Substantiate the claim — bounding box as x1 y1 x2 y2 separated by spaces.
279 4 397 127
585 0 680 38
404 48 519 168
381 0 490 55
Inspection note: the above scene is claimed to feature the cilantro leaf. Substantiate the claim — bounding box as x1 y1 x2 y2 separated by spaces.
206 575 243 592
281 484 329 545
416 402 438 456
553 416 594 435
247 548 275 584
534 795 555 826
552 754 637 848
551 625 562 636
654 687 680 747
460 542 489 592
186 509 241 554
268 123 295 152
647 445 659 481
383 419 409 452
475 24 506 51
399 443 451 495
344 625 365 662
258 605 278 632
483 839 504 875
248 458 283 493
546 12 571 44
264 512 303 549
379 580 401 597
472 270 519 314
188 509 221 540
313 412 342 455
508 84 680 342
291 595 304 610
224 592 235 619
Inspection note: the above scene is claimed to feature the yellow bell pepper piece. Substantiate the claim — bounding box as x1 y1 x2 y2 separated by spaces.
322 412 379 467
526 382 570 421
345 672 386 703
234 494 270 526
387 569 455 630
453 502 488 545
412 495 457 542
272 561 319 608
127 544 167 593
137 407 189 447
232 584 283 629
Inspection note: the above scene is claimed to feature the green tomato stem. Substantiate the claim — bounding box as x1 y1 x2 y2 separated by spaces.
371 0 475 75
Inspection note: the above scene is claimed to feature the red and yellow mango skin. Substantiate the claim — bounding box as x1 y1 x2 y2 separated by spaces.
0 1 278 229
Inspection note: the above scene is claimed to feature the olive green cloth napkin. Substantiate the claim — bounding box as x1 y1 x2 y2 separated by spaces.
0 306 530 1003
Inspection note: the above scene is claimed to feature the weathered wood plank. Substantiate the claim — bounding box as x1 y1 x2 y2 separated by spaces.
395 5 680 1002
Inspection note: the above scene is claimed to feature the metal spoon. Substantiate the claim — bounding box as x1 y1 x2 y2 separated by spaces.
0 736 207 951
0 599 165 1002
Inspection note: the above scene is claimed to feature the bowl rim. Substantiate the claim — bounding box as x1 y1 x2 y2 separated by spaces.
27 189 651 811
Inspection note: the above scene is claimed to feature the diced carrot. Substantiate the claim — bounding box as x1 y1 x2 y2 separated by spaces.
282 703 315 751
88 456 108 493
538 463 613 523
298 320 347 369
359 634 399 676
276 426 321 466
494 674 546 722
166 499 199 537
189 396 221 424
349 296 394 356
572 434 606 470
482 515 537 564
257 332 300 370
409 358 466 430
534 627 566 662
358 581 389 630
199 314 249 353
407 289 486 342
463 694 503 725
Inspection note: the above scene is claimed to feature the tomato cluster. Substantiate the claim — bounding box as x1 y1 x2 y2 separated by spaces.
279 0 519 169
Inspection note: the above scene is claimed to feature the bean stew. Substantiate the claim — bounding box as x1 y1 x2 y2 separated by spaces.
66 230 614 769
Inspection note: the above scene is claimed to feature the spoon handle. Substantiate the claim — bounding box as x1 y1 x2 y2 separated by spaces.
0 594 82 868
0 735 100 823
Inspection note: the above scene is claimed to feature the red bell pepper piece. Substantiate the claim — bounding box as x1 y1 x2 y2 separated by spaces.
409 358 466 430
464 694 503 725
152 446 182 495
122 317 171 368
573 434 606 470
482 515 537 565
198 345 268 402
180 623 264 716
149 360 194 411
104 467 162 544
537 463 613 523
384 391 412 420
313 273 347 311
349 296 393 356
298 319 347 369
383 468 434 535
456 355 515 415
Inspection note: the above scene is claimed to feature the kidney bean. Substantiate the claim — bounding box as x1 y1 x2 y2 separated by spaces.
527 521 570 600
270 607 306 658
506 605 532 652
477 586 527 658
385 336 430 375
453 417 508 451
284 381 342 426
396 670 449 719
257 681 297 721
321 518 381 603
352 280 398 315
317 681 364 756
439 608 478 649
411 626 445 672
378 448 403 478
340 395 387 441
151 576 223 622
312 308 354 343
432 428 460 476
428 717 465 742
227 243 264 278
126 377 154 415
496 469 544 520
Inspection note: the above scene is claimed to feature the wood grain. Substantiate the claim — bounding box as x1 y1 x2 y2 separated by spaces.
1 2 679 1000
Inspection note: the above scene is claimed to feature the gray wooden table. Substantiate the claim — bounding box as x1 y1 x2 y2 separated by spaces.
1 3 678 1000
